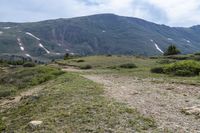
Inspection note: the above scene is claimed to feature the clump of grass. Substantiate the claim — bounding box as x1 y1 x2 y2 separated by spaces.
0 86 16 98
157 59 176 64
151 67 164 74
119 63 137 69
23 62 36 67
80 65 92 70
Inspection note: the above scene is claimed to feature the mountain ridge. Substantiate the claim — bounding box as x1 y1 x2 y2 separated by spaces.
0 13 200 60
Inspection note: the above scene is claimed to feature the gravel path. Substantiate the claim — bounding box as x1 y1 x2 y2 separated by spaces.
84 74 200 132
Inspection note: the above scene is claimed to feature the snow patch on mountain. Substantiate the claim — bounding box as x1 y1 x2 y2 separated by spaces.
3 27 11 29
183 39 191 43
0 31 3 35
17 38 25 51
65 49 70 52
55 53 61 55
20 46 24 51
26 32 40 40
167 38 173 41
25 54 31 57
39 43 50 54
154 43 164 53
150 39 164 53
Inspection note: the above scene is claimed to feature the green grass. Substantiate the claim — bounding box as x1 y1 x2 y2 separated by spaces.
0 66 64 98
57 55 200 85
0 73 156 132
57 55 156 69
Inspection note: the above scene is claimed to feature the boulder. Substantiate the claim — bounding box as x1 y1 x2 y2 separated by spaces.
28 120 43 129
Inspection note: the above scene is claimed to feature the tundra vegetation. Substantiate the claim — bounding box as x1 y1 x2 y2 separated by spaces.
1 52 200 132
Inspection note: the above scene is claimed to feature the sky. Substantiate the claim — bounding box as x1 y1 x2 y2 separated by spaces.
0 0 200 27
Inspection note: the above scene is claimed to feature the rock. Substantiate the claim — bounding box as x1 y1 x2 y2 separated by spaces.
182 105 200 117
28 120 43 129
166 87 174 90
8 97 15 100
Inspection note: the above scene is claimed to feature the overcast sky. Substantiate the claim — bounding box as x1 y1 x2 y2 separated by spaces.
0 0 200 27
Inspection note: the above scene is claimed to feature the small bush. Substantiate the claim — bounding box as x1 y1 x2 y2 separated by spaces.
0 87 15 98
0 90 12 98
106 54 112 57
23 62 35 67
151 67 164 73
174 70 196 76
80 65 92 70
194 52 200 55
119 63 137 69
76 59 85 63
194 56 200 61
151 60 200 77
164 60 200 76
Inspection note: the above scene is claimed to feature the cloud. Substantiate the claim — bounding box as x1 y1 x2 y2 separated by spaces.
0 0 200 26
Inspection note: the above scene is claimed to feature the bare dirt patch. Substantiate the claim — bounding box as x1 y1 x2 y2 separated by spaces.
83 74 200 132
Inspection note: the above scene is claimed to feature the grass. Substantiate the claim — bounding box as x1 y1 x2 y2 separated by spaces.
57 55 156 69
56 55 200 85
0 66 64 98
0 72 156 132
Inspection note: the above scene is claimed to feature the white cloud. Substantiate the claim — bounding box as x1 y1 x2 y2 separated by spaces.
0 0 200 26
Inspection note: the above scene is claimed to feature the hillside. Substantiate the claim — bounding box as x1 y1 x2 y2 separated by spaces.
1 55 200 132
1 14 200 60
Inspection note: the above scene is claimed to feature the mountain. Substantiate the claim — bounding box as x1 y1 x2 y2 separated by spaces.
0 13 200 60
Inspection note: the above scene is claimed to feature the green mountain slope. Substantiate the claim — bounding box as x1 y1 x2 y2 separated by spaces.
0 14 200 59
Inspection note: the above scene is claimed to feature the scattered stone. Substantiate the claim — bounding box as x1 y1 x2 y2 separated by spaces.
185 100 189 103
28 120 43 129
166 87 174 90
8 97 15 100
20 95 40 101
182 105 200 117
183 94 187 96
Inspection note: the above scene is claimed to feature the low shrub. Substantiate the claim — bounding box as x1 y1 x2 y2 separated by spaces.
164 60 200 76
76 59 85 63
0 86 15 98
23 62 36 67
151 60 200 77
106 54 112 57
119 63 137 69
151 67 164 73
174 70 196 77
80 65 92 70
194 52 200 56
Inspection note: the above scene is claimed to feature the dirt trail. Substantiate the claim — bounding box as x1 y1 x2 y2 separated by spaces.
83 74 200 132
0 85 44 111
